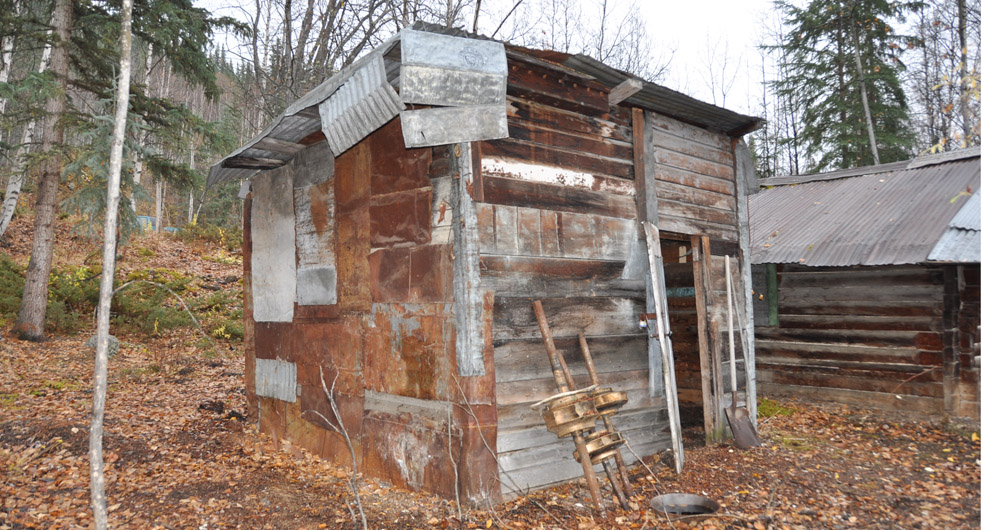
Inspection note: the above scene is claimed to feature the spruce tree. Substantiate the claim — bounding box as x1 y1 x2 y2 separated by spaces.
772 0 921 171
12 0 238 340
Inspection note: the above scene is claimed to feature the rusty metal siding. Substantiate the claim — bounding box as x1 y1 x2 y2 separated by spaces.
750 150 980 267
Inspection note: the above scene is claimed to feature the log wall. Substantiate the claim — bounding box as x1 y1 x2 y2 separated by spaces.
481 56 749 496
756 264 980 420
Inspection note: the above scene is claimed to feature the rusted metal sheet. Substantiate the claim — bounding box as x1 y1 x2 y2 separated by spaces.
401 105 508 148
400 29 507 107
751 148 980 267
256 358 298 402
319 54 404 156
250 166 296 322
361 390 457 497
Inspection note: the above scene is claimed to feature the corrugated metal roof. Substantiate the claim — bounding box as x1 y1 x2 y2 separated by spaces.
928 191 980 262
750 148 981 267
208 23 761 188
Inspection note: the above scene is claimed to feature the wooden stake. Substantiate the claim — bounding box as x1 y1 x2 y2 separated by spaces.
578 333 635 496
532 300 603 511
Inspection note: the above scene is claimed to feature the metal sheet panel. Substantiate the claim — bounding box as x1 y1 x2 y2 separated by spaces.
255 358 297 402
319 54 404 156
296 266 338 305
400 29 506 106
949 191 980 231
401 29 506 75
401 64 506 106
251 166 297 322
750 149 980 267
401 105 507 148
928 229 981 263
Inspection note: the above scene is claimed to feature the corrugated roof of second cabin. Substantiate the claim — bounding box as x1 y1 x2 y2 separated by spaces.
749 147 981 267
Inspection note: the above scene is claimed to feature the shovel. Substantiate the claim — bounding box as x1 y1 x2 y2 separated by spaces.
724 256 762 449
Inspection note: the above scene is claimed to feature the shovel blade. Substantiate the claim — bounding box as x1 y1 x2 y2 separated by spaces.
724 406 762 449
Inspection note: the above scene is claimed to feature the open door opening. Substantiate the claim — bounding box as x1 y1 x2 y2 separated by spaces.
658 234 707 445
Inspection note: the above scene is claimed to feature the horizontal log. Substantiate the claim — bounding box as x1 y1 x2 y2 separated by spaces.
494 334 647 383
777 267 943 288
507 119 633 161
776 300 944 318
755 355 941 373
657 215 739 241
253 137 307 155
494 296 644 341
224 156 288 169
755 339 928 365
774 314 941 332
506 58 610 116
757 368 943 398
778 285 943 303
654 163 735 195
648 125 734 166
649 111 731 151
758 383 943 416
483 138 634 179
755 328 942 350
659 197 736 227
506 97 632 142
479 255 643 298
482 175 637 220
656 180 736 211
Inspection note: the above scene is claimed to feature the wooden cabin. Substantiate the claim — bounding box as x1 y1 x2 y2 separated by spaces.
208 23 762 505
749 148 981 420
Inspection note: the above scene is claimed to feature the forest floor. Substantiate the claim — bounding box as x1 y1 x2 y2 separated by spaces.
1 212 980 530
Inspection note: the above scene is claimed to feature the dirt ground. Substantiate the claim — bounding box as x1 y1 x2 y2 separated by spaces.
1 330 979 530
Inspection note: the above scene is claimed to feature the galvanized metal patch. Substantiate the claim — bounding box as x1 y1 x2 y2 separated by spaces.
255 358 298 403
296 266 338 305
319 54 404 156
401 29 507 77
401 105 508 148
291 141 335 188
401 64 507 107
251 166 297 322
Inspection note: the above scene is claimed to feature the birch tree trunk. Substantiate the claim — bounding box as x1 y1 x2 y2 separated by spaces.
15 0 72 341
957 0 972 146
90 0 133 526
0 26 54 239
850 13 880 165
131 43 152 212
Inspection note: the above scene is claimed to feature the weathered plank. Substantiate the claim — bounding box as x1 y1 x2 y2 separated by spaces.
649 112 731 151
505 57 610 116
494 334 647 383
482 156 635 197
483 138 634 179
757 367 943 397
479 255 642 298
505 97 632 143
755 328 942 350
507 119 634 161
755 339 926 364
493 296 644 341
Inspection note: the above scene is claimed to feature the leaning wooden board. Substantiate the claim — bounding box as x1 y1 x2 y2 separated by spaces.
643 222 684 473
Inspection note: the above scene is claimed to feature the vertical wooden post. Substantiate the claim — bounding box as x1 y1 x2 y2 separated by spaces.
942 266 961 415
692 235 724 444
532 301 603 510
766 263 779 327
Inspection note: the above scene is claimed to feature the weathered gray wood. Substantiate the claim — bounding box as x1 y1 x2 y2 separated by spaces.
319 54 404 155
254 137 306 155
452 143 485 376
251 166 297 322
291 141 334 188
479 255 643 298
609 78 643 106
643 223 683 473
493 296 644 341
225 156 289 169
255 358 297 402
733 139 758 425
494 334 647 383
401 105 508 148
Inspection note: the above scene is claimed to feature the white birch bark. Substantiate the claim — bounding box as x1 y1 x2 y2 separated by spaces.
0 15 54 239
89 0 133 527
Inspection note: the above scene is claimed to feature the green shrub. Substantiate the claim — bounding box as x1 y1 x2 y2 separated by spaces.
0 255 24 323
176 222 242 252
